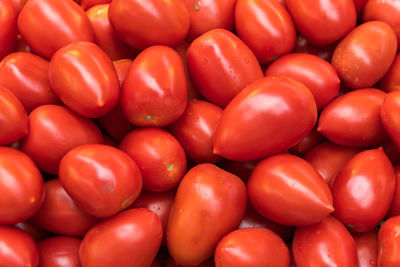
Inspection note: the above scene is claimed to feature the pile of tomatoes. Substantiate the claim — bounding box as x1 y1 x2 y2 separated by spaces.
1 0 400 266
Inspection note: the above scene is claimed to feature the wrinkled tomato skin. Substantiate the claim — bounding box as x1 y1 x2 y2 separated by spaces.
0 52 60 112
213 76 317 161
380 90 400 151
289 127 325 156
37 236 81 267
331 148 395 232
0 0 17 60
187 29 263 107
30 179 98 236
292 216 358 267
80 208 163 267
49 41 120 118
169 100 222 163
387 166 400 218
318 89 387 147
235 0 296 64
20 105 103 174
353 230 378 267
332 21 397 89
380 54 400 92
17 0 95 59
165 257 214 267
108 0 189 50
378 216 400 266
167 164 247 266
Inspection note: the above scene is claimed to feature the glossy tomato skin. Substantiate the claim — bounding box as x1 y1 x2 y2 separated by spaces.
0 0 17 60
113 59 132 85
265 53 340 110
287 0 356 46
332 148 395 232
213 76 317 161
0 226 39 267
18 0 95 59
169 100 222 163
380 90 400 151
20 105 103 174
378 216 400 266
353 230 378 267
292 216 358 267
248 154 333 226
37 236 81 267
30 179 98 236
332 21 397 89
0 52 60 112
387 166 400 218
318 89 387 147
59 144 143 218
108 0 189 49
235 0 296 64
187 29 263 107
380 54 400 92
0 86 28 145
49 41 120 118
121 46 187 127
304 142 360 185
167 164 247 265
80 208 162 267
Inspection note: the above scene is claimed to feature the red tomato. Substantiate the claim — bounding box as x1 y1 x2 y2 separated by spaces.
169 100 222 163
353 0 368 15
380 90 400 151
20 105 103 174
8 0 27 13
97 105 134 141
266 53 340 110
86 4 138 60
215 227 290 267
383 141 400 166
289 127 325 156
287 0 356 46
0 0 17 60
248 154 333 226
80 0 109 10
15 222 51 242
121 46 187 127
332 21 397 89
0 52 60 112
113 58 132 86
167 164 247 265
378 216 400 266
17 0 95 59
0 226 39 267
80 208 162 267
59 144 143 218
30 179 98 236
380 54 400 92
293 35 336 62
292 216 358 266
213 76 317 161
49 41 120 118
332 148 395 232
165 257 214 267
235 0 296 64
0 147 44 224
216 159 258 183
353 230 378 267
37 236 81 267
0 86 28 145
387 166 400 218
108 0 189 49
14 34 31 52
187 28 263 107
304 142 360 185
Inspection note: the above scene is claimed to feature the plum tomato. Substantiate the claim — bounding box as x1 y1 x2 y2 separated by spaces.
378 215 400 266
37 236 81 267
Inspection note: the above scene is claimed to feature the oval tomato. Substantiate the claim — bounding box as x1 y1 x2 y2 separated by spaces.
0 0 17 60
289 127 325 156
387 166 400 218
37 236 81 267
380 54 400 92
353 230 378 267
380 90 400 151
378 215 400 266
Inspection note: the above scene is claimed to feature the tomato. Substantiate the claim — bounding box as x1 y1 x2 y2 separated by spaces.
216 160 258 183
0 147 44 224
108 0 189 49
353 0 368 15
86 4 138 60
292 216 358 267
387 166 400 218
37 236 81 267
0 52 60 112
15 222 51 242
187 28 263 107
167 164 247 265
59 144 142 218
14 34 31 52
332 21 397 89
8 0 27 13
378 216 400 266
331 148 395 232
215 227 290 267
383 141 400 166
235 0 296 64
30 179 98 236
0 226 39 267
380 90 400 151
80 0 110 10
113 58 132 85
287 0 356 46
248 154 333 226
121 46 187 127
380 54 400 92
17 0 95 59
80 208 162 267
165 257 214 267
49 41 120 118
353 230 378 267
213 76 317 161
169 100 222 163
0 0 17 60
266 53 340 110
293 35 336 62
20 105 103 174
304 142 360 185
289 127 325 156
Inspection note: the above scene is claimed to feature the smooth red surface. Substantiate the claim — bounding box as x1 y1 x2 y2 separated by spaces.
387 166 400 218
38 236 81 267
378 216 400 266
289 127 325 156
380 54 400 92
353 230 378 267
0 0 17 60
381 90 400 151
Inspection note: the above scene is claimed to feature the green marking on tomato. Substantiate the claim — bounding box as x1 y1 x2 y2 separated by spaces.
145 115 153 120
194 1 199 11
167 163 174 170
